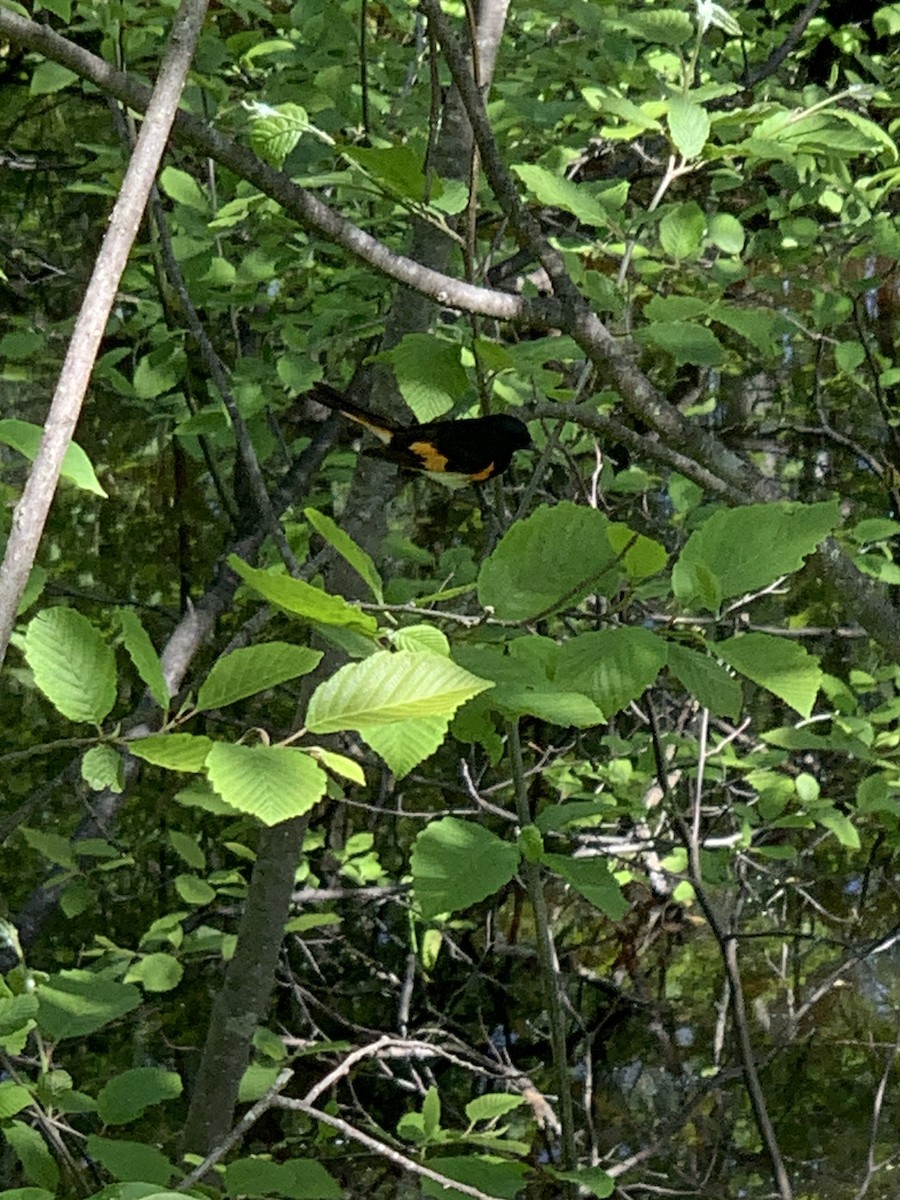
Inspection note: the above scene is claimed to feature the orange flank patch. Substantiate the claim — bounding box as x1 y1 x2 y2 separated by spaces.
409 440 450 472
468 462 495 482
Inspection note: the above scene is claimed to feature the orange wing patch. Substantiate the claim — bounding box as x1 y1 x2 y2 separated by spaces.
409 440 450 472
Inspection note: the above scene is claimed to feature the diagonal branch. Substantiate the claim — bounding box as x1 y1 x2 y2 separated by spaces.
0 10 546 328
0 0 210 669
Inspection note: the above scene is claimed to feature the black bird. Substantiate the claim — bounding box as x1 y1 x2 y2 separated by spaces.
312 381 531 489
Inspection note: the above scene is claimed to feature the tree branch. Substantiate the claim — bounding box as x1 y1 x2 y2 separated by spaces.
0 0 210 669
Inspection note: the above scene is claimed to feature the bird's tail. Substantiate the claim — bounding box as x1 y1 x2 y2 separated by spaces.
311 381 394 445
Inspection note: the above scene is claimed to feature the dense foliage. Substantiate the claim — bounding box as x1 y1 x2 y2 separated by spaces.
2 1 900 1198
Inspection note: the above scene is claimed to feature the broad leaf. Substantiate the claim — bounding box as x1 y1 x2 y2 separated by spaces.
478 502 620 621
4 1122 59 1190
118 609 169 708
667 97 710 158
381 333 469 421
24 608 116 725
225 1156 342 1199
512 163 609 227
229 557 378 636
716 633 822 718
556 627 668 717
85 1136 174 1186
129 733 212 772
634 320 724 365
125 953 185 993
304 507 383 602
673 500 841 610
97 1068 182 1126
659 201 705 259
667 642 743 718
412 818 519 919
37 971 141 1039
205 743 327 825
196 643 322 710
357 715 450 778
0 419 106 495
420 1156 528 1200
306 651 492 732
544 853 629 920
81 744 124 793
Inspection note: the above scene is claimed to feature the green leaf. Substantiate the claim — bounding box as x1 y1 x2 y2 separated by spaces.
0 1081 33 1119
382 333 469 422
478 502 619 621
582 86 663 135
173 875 216 905
128 733 213 772
673 500 841 610
607 522 668 580
667 97 710 158
124 953 185 993
81 744 124 793
389 624 450 655
465 1094 525 1123
423 1086 442 1139
707 212 745 254
457 643 604 728
816 809 861 849
421 1156 528 1200
24 608 117 724
38 0 71 17
96 1068 182 1126
118 609 169 708
307 650 492 732
306 747 366 785
0 993 38 1054
619 8 693 45
158 166 207 211
229 557 378 636
30 60 78 94
556 627 667 718
711 304 777 347
205 744 327 825
85 1136 174 1186
17 565 47 616
659 201 705 259
225 1156 342 1199
551 1166 615 1197
348 143 432 203
133 352 181 400
20 827 76 868
512 163 609 227
667 642 743 718
544 853 629 920
4 1122 59 1190
168 829 205 870
634 320 724 366
716 633 822 718
37 970 141 1039
304 507 383 602
196 643 322 710
412 817 519 920
857 773 900 815
357 715 450 778
644 295 709 322
249 103 315 168
0 420 107 495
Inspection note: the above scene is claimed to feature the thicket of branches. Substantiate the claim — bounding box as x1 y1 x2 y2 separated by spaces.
1 2 900 1198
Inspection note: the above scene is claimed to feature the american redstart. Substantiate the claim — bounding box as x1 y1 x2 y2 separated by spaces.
312 381 531 489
